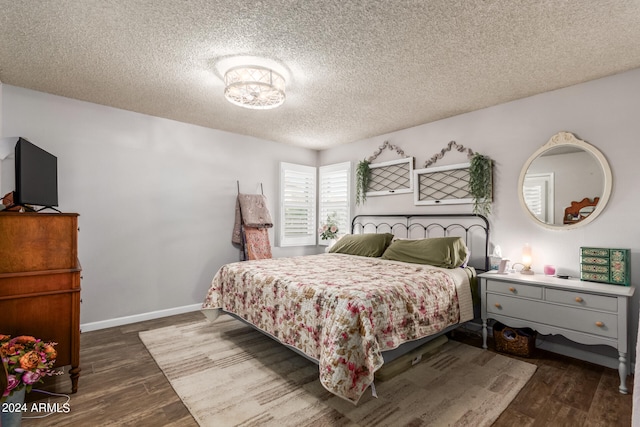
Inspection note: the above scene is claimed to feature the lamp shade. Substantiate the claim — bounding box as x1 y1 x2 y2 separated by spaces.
520 243 534 274
522 244 532 266
224 66 286 109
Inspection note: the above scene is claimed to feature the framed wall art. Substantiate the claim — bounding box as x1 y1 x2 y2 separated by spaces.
366 157 414 197
413 162 473 206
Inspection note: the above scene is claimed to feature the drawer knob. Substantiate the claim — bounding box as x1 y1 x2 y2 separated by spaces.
575 297 583 303
494 303 502 309
509 287 516 292
595 321 604 328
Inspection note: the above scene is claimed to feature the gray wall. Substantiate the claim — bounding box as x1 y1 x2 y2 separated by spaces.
0 85 318 327
320 67 640 367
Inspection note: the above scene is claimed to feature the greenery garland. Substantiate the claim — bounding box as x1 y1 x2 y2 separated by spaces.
469 154 493 216
355 160 371 206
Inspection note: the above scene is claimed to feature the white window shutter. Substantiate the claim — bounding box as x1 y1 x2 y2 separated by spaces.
523 173 554 223
523 184 544 216
318 162 351 244
279 162 317 246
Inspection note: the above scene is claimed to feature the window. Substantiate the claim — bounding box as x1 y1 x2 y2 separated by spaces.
279 162 316 246
318 162 351 244
523 173 554 223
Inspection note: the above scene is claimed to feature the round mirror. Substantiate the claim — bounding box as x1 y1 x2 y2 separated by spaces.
518 132 612 230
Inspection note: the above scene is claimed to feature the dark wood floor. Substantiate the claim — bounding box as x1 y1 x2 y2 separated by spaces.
20 311 633 426
454 328 634 427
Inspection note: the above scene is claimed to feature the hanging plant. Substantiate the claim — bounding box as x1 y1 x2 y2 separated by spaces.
355 159 371 206
469 154 493 216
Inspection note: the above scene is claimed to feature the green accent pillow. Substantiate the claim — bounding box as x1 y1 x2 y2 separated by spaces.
381 236 469 268
329 233 395 257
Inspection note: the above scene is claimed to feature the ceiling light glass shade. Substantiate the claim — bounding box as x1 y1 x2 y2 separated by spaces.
224 66 286 109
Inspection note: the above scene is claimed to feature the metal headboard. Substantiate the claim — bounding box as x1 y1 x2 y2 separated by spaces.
351 213 490 271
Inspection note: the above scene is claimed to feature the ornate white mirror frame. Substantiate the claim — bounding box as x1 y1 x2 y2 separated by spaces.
518 132 613 230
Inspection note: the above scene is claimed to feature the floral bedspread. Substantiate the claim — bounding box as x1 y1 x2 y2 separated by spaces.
202 253 474 403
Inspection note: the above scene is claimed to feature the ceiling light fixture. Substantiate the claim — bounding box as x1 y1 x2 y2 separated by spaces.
224 66 286 109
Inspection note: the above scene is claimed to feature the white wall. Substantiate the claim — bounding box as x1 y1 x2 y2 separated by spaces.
0 141 15 197
1 85 318 326
321 67 640 366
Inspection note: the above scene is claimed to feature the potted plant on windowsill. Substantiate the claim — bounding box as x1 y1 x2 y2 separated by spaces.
469 153 493 217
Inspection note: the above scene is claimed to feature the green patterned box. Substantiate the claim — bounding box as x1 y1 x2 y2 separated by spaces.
580 247 630 286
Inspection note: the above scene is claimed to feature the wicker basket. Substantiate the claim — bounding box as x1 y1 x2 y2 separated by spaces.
493 322 537 357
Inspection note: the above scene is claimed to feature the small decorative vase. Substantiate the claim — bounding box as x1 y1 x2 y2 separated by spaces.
324 239 337 252
1 387 26 427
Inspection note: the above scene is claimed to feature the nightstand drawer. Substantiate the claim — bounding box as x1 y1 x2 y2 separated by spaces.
486 294 618 339
486 279 542 299
545 288 617 312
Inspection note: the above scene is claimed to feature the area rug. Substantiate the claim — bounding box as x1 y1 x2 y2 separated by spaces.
139 315 536 427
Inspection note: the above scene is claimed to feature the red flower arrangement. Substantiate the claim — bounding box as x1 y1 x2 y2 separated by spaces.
0 334 62 399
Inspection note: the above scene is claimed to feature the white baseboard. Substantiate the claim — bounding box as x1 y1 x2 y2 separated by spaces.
80 303 203 332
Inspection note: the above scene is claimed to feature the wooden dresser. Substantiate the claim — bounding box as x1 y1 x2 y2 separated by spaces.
0 212 81 393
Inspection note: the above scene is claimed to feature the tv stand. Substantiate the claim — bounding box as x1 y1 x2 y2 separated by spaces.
0 204 61 213
36 206 62 213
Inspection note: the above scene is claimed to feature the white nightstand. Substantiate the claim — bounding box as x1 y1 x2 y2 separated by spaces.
479 271 635 393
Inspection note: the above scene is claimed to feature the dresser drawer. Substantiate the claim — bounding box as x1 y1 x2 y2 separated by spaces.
486 293 618 339
545 288 617 312
580 247 630 286
0 270 81 298
486 279 542 299
580 269 610 283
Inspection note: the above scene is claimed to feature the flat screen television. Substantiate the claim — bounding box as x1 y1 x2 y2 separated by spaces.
14 137 59 210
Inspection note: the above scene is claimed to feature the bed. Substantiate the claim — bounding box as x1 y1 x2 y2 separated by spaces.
202 214 489 403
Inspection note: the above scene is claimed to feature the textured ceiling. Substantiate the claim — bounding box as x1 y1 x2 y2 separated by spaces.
1 1 640 150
